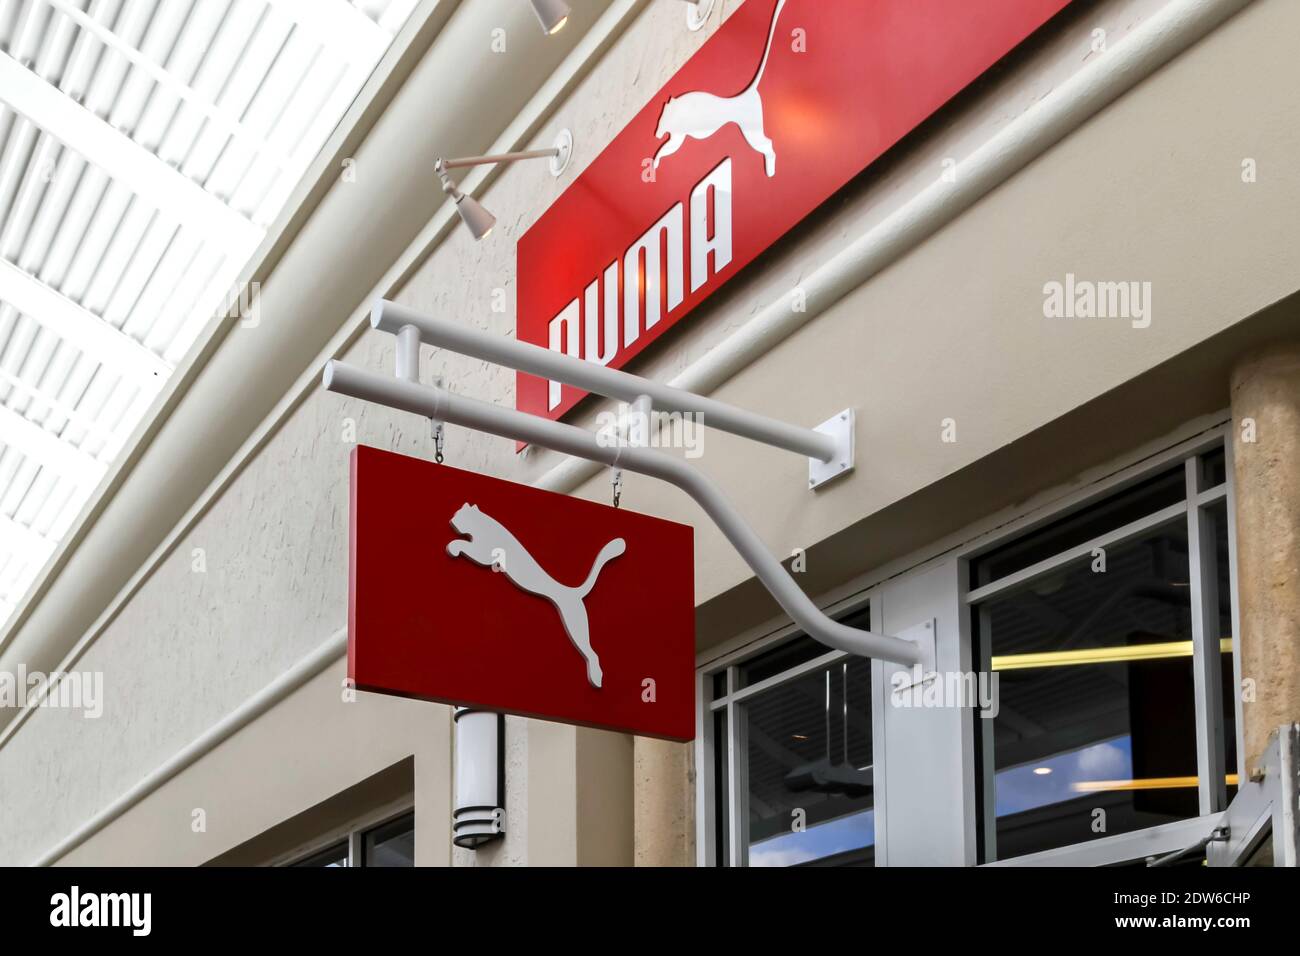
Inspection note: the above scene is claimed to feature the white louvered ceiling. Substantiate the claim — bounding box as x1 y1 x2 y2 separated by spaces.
0 0 419 626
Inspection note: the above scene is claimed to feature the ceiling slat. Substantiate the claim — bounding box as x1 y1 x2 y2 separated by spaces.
262 0 392 65
0 401 106 487
0 510 55 563
0 50 264 254
0 257 170 384
38 0 296 172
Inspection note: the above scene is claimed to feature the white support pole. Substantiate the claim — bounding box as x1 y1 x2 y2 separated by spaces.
438 148 560 171
370 299 839 463
395 324 420 382
322 358 925 668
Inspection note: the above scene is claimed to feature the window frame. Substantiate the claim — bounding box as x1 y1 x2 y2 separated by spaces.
695 420 1242 868
278 803 415 868
697 592 879 867
959 426 1241 866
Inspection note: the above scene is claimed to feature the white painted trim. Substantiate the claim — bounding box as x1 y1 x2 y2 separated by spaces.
535 0 1257 496
983 813 1222 867
30 629 347 867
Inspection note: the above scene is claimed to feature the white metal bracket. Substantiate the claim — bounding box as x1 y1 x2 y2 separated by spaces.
323 300 925 667
1208 722 1300 866
548 128 573 177
809 409 854 490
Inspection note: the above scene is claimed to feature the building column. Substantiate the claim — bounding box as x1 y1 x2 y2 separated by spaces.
633 737 695 866
1230 340 1300 773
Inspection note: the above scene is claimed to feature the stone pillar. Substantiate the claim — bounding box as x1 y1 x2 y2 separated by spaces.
1230 340 1300 773
633 737 695 866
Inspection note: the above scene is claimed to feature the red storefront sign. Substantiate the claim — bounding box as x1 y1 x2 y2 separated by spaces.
348 445 695 741
516 0 1073 423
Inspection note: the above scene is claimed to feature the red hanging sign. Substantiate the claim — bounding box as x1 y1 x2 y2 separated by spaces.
349 446 696 741
516 0 1073 424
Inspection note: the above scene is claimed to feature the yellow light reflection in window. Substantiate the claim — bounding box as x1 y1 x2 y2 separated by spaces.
1072 774 1239 794
991 638 1232 672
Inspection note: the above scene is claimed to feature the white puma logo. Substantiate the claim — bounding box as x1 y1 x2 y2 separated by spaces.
447 503 625 688
652 0 787 177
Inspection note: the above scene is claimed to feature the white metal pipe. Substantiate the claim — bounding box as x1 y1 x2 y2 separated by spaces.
322 359 921 666
438 148 559 170
396 324 420 382
371 299 838 462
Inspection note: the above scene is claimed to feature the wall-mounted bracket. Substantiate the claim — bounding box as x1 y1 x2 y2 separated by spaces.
809 409 854 490
323 301 924 668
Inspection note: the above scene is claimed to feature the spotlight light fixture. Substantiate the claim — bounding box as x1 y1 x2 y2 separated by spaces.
436 130 573 241
529 0 570 35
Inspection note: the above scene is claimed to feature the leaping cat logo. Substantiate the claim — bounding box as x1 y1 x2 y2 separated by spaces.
652 0 787 177
447 504 625 688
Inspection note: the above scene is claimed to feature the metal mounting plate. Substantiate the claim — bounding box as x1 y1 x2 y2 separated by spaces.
549 128 573 177
888 619 938 695
808 408 854 490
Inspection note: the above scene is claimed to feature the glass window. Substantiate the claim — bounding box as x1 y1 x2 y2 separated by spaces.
362 812 415 867
1199 447 1228 490
745 656 874 866
971 467 1185 589
739 634 828 688
290 842 348 868
286 811 415 867
971 444 1238 863
709 604 874 867
711 672 728 701
976 521 1199 860
713 710 729 865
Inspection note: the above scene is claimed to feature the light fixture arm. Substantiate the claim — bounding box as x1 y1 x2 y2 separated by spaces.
436 131 573 241
321 305 930 669
437 147 560 172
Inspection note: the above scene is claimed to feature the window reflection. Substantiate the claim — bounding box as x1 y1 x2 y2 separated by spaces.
976 521 1220 860
362 812 415 867
744 655 874 867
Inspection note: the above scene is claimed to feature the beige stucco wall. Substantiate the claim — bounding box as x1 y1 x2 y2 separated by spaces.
1231 341 1300 771
2 0 1297 865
